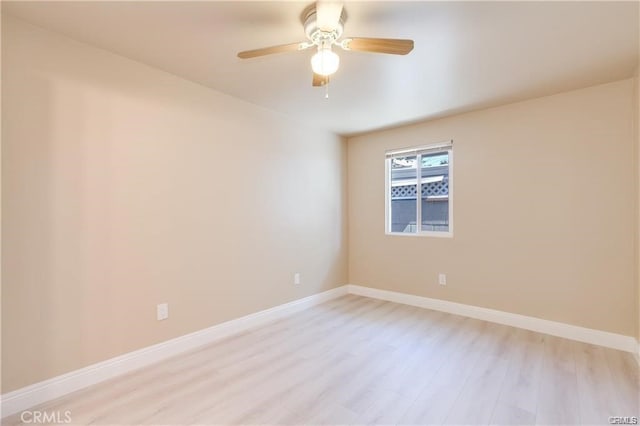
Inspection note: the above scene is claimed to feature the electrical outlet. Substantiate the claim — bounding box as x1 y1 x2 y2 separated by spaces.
294 273 301 285
438 273 447 286
157 303 169 321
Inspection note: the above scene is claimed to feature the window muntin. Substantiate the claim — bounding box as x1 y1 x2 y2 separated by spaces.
386 142 452 236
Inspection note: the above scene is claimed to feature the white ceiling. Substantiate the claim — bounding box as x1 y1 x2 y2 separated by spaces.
3 1 639 136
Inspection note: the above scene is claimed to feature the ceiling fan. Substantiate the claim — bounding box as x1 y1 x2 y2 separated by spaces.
237 1 414 87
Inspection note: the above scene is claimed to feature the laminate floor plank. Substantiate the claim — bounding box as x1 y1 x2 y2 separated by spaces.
602 347 640 418
488 328 545 425
443 324 516 425
399 319 497 424
573 341 627 425
535 335 582 425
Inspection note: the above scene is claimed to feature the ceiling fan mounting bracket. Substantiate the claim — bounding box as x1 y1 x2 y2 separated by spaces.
303 7 344 47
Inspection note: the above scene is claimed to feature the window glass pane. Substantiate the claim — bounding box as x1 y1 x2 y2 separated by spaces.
390 156 417 233
421 151 449 232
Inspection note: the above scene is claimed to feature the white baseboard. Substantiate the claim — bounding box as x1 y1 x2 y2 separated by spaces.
346 284 638 354
0 286 348 418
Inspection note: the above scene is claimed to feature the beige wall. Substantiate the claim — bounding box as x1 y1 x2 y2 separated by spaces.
636 64 640 342
1 16 348 392
636 6 640 347
348 79 637 337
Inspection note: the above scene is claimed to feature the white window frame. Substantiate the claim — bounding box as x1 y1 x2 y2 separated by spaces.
385 141 453 238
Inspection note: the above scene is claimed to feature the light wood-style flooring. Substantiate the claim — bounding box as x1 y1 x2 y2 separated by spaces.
4 294 639 425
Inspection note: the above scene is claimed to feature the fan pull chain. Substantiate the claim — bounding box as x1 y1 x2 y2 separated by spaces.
325 80 330 99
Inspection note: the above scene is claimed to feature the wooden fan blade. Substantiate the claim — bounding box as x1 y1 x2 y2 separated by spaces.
237 42 310 59
341 37 414 55
316 1 344 31
312 73 329 87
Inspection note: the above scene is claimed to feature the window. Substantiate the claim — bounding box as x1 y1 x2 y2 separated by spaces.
386 141 453 236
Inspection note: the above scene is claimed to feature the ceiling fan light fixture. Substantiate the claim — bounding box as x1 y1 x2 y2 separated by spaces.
311 46 340 76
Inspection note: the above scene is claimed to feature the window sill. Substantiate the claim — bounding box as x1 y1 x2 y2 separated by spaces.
385 231 453 238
